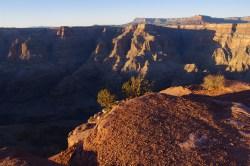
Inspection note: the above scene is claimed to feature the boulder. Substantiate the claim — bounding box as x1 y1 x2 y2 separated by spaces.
160 86 192 96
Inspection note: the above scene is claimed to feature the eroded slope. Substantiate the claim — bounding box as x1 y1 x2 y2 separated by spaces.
51 93 250 166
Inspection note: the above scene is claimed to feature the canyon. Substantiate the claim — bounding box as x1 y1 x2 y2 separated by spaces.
0 23 250 108
0 16 250 165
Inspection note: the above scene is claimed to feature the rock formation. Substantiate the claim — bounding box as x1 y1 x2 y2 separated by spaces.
184 64 198 73
1 23 250 77
132 15 250 26
0 24 250 128
51 93 250 166
1 19 250 158
160 86 192 96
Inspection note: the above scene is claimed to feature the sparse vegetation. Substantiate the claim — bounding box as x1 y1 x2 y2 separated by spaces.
202 74 225 90
97 89 116 111
122 76 153 98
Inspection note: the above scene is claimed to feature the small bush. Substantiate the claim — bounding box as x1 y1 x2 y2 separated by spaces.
202 74 225 90
97 89 116 111
122 76 153 98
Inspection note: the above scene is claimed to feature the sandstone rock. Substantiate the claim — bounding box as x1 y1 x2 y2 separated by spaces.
0 23 249 118
49 144 97 166
0 25 249 124
108 25 134 71
52 93 250 165
20 42 31 60
160 86 192 96
56 26 71 39
184 64 198 73
1 23 250 75
168 23 250 72
67 123 96 147
7 39 22 60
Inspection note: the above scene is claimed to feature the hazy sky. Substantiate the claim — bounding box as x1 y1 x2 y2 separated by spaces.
1 0 249 27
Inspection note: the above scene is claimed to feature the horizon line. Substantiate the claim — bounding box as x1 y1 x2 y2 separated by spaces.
1 14 250 28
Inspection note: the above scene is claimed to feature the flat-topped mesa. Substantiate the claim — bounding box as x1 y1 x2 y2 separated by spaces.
132 15 250 26
133 16 205 25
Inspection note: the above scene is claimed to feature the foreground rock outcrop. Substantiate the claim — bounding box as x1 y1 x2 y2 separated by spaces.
160 86 192 96
51 93 250 166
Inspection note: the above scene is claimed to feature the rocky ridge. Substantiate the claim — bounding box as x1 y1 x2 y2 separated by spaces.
133 15 250 26
51 92 250 166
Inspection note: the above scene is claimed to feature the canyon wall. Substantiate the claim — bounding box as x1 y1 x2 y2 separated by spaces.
1 23 250 157
1 24 250 72
0 23 250 109
168 23 250 72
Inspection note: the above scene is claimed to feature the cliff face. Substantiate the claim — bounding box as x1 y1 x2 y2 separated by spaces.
1 24 250 73
0 23 250 108
212 24 250 71
93 23 250 74
0 26 121 62
170 24 250 72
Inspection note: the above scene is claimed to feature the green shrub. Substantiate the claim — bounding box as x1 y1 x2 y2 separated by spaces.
97 89 116 110
122 76 153 98
202 74 225 90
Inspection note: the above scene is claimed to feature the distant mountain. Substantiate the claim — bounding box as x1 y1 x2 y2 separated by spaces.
132 15 250 26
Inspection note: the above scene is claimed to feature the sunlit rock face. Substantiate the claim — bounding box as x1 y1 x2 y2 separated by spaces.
209 24 250 72
1 23 250 73
93 23 250 75
168 23 250 72
0 23 250 109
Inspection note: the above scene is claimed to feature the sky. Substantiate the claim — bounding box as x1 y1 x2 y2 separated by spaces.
0 0 249 27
